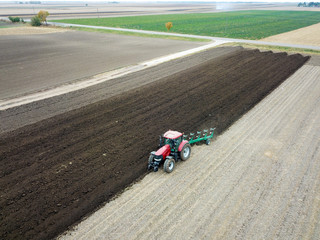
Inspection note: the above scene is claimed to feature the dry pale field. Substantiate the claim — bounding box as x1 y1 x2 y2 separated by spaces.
0 2 304 20
261 6 320 11
263 22 320 46
0 25 68 35
58 60 320 240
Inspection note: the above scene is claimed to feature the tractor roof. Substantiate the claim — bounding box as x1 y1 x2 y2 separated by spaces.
163 130 182 139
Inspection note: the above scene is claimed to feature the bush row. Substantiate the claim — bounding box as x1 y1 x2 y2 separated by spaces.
8 16 25 23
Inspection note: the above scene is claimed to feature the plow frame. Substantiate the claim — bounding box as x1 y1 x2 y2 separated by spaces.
184 128 216 145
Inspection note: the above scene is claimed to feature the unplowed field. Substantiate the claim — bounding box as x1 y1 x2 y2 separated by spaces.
262 22 320 46
0 49 309 240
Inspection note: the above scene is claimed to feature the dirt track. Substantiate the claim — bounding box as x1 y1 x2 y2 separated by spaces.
0 48 309 240
60 62 320 240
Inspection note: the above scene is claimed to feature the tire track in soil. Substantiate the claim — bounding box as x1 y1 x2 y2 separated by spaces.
0 48 309 240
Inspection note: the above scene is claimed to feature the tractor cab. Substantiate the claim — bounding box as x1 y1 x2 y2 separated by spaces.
161 130 183 152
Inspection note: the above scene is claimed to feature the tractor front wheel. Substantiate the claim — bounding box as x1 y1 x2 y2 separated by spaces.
164 158 175 173
148 154 154 164
180 143 191 161
147 154 154 170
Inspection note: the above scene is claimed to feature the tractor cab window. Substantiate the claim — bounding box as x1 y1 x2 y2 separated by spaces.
175 137 182 150
164 137 182 150
164 138 173 146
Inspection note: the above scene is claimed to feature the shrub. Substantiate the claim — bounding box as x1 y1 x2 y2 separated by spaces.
31 16 41 26
8 16 21 23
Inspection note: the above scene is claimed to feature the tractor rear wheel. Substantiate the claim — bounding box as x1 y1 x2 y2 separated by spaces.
180 143 191 161
164 158 175 173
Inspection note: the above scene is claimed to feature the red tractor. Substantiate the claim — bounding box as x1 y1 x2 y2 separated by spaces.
148 128 215 173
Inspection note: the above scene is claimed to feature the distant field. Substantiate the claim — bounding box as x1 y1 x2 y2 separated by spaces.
53 10 320 39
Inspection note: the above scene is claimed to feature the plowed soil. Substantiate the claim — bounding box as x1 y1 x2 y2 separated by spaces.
0 49 309 240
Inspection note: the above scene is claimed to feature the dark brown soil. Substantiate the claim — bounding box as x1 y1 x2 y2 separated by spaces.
0 49 309 240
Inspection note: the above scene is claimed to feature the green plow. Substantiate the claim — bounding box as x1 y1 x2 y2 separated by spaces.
183 128 216 145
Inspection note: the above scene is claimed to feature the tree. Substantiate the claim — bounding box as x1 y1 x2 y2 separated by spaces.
37 10 49 25
165 22 173 31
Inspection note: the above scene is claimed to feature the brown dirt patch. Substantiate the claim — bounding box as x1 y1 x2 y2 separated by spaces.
262 22 320 46
0 30 205 100
0 49 309 240
0 25 68 35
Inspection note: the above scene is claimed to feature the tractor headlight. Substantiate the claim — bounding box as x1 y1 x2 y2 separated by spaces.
154 156 163 162
154 155 163 162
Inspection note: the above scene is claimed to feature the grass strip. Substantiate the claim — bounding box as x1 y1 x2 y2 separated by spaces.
67 26 210 42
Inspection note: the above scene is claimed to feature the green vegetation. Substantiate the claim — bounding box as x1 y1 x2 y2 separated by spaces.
31 16 41 26
53 10 320 39
8 16 21 23
68 26 210 42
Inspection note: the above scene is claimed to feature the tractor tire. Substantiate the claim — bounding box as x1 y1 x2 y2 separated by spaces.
164 158 175 173
147 154 154 170
206 139 211 145
180 143 191 161
148 154 154 164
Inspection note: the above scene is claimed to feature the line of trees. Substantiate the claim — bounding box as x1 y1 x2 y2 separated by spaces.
298 2 320 7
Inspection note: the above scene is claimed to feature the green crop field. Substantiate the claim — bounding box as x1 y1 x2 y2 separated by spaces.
53 10 320 39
